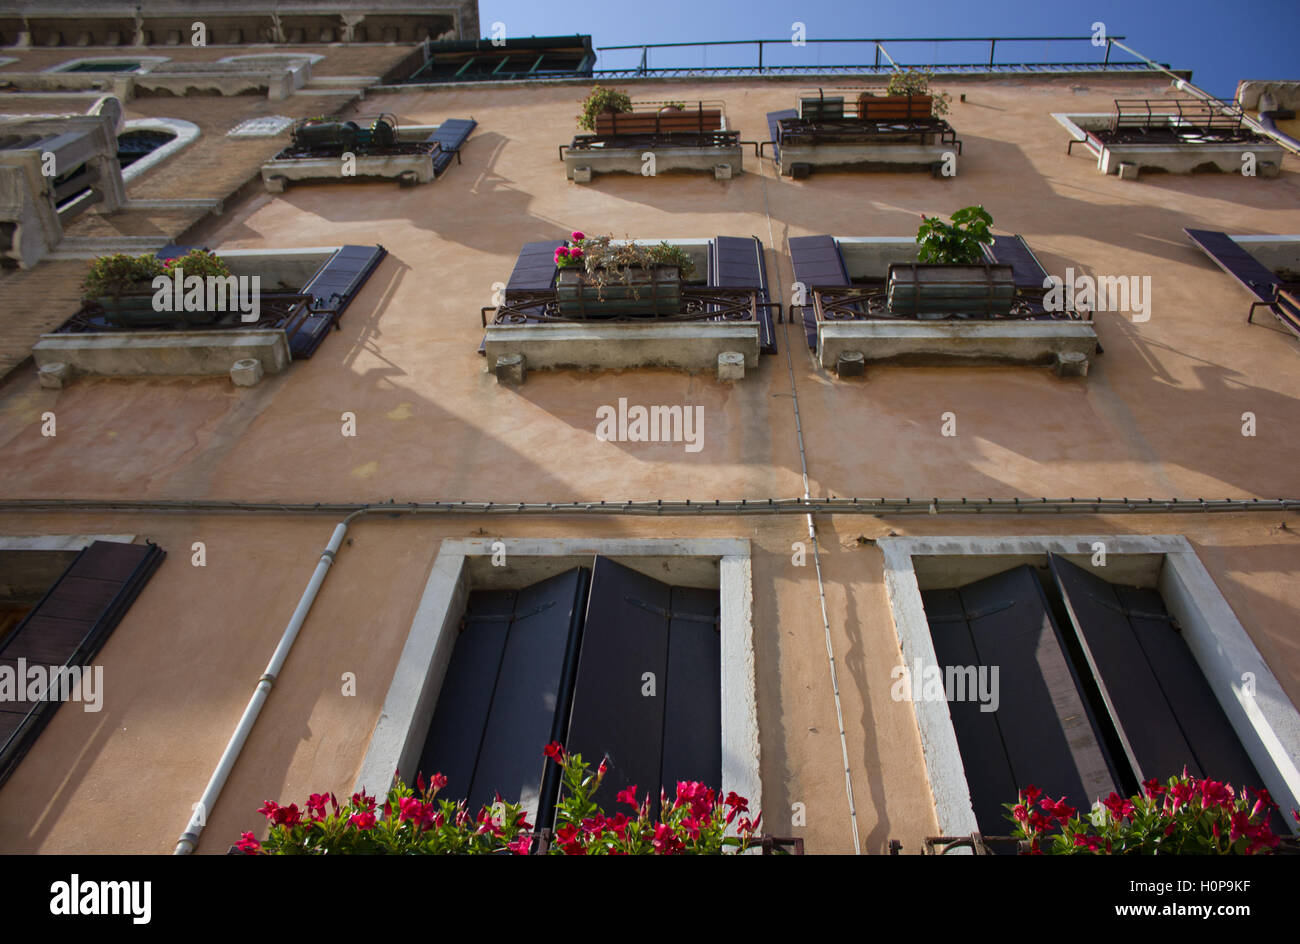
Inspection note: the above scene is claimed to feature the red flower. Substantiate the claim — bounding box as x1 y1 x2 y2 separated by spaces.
616 784 639 808
1142 777 1166 799
508 835 532 855
430 773 448 792
607 812 629 837
235 831 261 854
1039 796 1075 824
1102 792 1134 821
1012 804 1028 824
597 757 608 778
1073 833 1102 851
651 823 683 855
307 793 328 821
348 810 376 831
543 741 566 763
571 231 585 241
1199 780 1233 810
272 804 302 828
257 800 280 821
1022 785 1041 804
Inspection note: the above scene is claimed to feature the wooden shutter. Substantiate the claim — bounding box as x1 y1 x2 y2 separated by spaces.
711 236 776 354
1049 554 1273 813
921 564 1119 834
416 567 587 821
292 245 388 358
0 540 164 788
789 235 850 350
564 557 721 816
428 118 476 176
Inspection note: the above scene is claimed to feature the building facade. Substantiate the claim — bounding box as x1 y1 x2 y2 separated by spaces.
0 8 1297 854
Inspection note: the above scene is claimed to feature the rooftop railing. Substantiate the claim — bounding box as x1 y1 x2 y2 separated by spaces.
592 35 1165 78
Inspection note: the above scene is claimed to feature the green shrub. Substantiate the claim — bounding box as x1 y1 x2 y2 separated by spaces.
80 253 165 300
916 205 994 264
885 68 951 117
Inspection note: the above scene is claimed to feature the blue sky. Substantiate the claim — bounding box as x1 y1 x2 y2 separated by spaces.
478 0 1299 98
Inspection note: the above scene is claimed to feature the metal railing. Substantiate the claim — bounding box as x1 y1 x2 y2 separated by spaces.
592 35 1159 79
483 286 778 326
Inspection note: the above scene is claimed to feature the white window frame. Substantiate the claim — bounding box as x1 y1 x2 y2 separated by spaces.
45 57 170 75
878 533 1300 836
354 537 760 816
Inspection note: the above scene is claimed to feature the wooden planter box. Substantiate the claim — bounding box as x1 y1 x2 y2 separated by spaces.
858 93 934 121
555 266 682 317
885 264 1016 316
94 292 221 327
593 108 723 135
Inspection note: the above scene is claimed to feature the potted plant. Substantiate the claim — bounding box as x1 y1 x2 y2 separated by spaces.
887 205 1014 316
553 230 696 317
872 68 952 118
82 249 236 326
81 253 166 321
577 85 633 132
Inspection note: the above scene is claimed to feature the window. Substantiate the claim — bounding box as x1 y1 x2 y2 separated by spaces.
46 57 169 75
418 558 719 825
355 538 759 826
879 535 1300 838
921 554 1278 835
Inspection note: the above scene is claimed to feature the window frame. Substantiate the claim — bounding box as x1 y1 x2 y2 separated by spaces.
354 538 760 814
878 533 1300 836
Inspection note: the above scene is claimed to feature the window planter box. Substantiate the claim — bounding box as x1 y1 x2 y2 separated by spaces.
555 265 681 318
94 292 220 327
885 263 1016 317
856 93 933 120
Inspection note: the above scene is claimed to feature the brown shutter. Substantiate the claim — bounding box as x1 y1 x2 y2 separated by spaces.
0 540 164 787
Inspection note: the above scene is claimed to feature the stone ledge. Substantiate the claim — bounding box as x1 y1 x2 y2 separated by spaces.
484 322 761 377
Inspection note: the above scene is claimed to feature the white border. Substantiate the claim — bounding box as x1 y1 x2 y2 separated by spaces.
45 57 170 75
120 118 200 184
879 534 1300 836
354 537 761 817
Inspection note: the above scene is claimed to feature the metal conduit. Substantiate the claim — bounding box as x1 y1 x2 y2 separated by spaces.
0 498 1295 516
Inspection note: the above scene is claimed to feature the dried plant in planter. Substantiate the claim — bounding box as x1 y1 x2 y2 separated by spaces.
80 253 166 300
885 68 952 118
577 86 633 131
555 231 696 300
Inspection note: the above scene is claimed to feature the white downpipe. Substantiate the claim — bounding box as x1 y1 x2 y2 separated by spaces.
173 521 349 854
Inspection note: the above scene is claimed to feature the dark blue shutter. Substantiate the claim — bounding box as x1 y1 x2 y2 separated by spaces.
564 558 721 816
481 240 563 354
416 590 514 800
565 557 671 814
427 118 476 176
789 235 849 350
1184 229 1281 302
987 235 1049 290
766 109 796 161
417 567 587 821
466 568 587 815
1049 554 1279 828
710 236 776 354
659 585 722 795
922 565 1119 834
0 541 164 788
922 587 1020 833
291 244 388 358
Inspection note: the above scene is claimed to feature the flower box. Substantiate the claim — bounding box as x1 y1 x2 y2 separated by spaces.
555 265 682 318
885 263 1016 316
93 291 221 327
858 93 934 121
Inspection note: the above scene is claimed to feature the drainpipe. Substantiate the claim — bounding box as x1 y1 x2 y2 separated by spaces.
172 519 352 854
1256 92 1300 153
